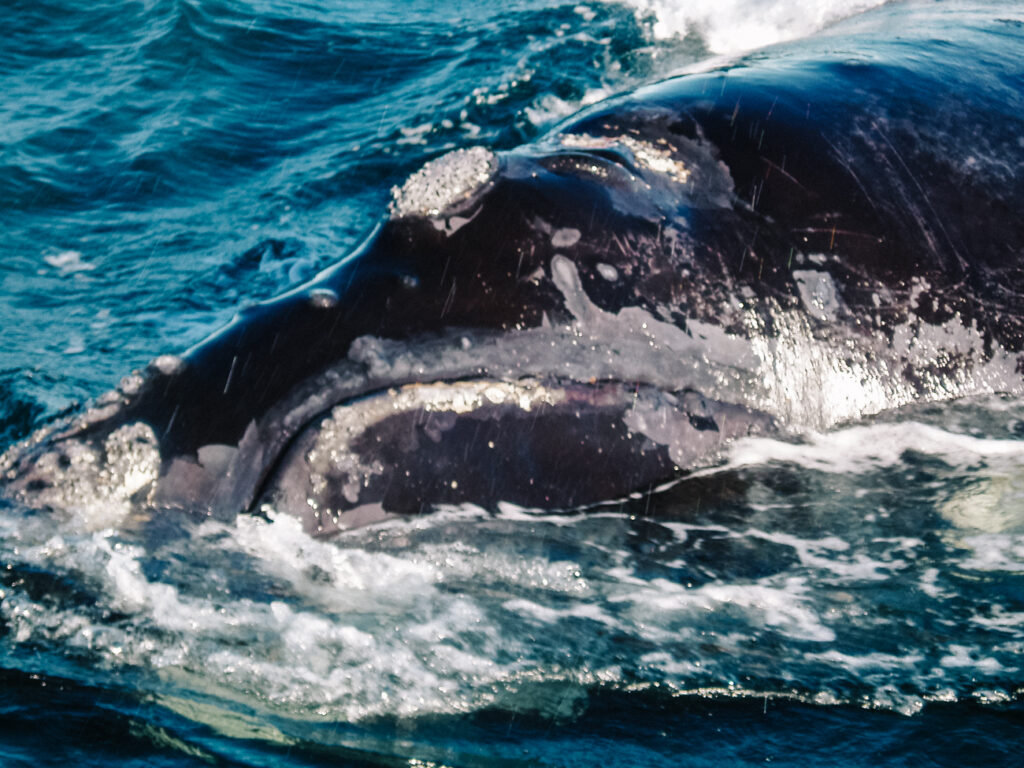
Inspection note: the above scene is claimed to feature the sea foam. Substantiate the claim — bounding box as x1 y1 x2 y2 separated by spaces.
617 0 888 53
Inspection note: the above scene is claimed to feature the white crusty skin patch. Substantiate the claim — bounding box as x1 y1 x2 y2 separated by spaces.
6 422 160 531
389 146 497 218
559 133 692 184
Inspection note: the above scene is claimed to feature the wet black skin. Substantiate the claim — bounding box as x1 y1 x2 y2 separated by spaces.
6 1 1024 526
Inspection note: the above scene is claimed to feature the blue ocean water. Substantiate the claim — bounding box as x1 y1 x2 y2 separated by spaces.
1 1 1023 766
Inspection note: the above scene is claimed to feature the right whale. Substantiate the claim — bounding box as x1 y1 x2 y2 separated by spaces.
4 0 1024 535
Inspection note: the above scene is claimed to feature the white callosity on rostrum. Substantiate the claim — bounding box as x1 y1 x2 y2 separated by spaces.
389 146 497 218
5 422 160 531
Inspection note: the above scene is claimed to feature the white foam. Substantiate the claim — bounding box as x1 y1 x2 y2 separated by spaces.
867 685 925 716
638 651 704 676
609 574 836 643
745 529 905 582
940 645 1006 675
502 599 619 627
0 495 1018 722
918 567 946 599
971 606 1024 633
616 0 887 53
723 421 1024 475
43 249 95 274
231 513 443 614
524 88 610 127
959 533 1024 572
4 444 1021 724
396 122 434 146
807 650 924 672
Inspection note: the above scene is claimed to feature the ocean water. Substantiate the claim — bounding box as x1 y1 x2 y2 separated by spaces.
1 0 1023 766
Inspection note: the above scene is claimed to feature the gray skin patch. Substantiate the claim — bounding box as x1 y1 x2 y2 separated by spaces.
793 270 843 322
551 228 582 248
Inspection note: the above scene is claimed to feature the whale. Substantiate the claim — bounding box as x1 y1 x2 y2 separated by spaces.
3 1 1024 535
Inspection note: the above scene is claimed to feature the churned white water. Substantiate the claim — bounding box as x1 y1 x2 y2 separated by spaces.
2 399 1022 722
617 0 888 53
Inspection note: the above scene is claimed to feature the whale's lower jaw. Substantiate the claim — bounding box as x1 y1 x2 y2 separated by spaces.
255 377 773 536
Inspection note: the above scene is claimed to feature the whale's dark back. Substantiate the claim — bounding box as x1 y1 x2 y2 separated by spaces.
563 6 1024 348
